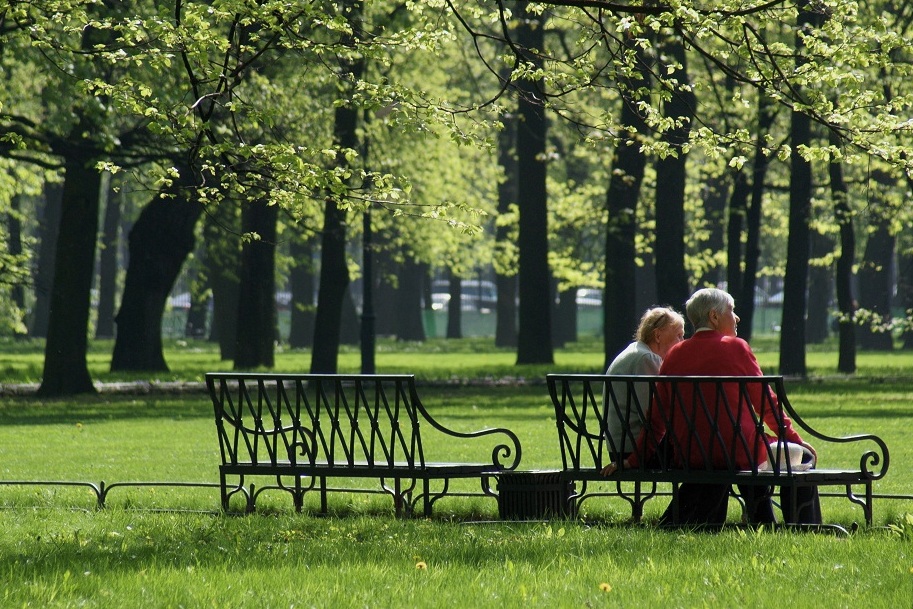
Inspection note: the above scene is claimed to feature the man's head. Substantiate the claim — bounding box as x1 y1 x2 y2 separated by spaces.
685 288 740 337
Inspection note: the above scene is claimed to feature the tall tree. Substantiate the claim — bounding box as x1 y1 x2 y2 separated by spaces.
779 4 818 378
735 96 776 343
287 230 317 348
604 32 651 366
653 33 694 311
95 172 121 339
514 3 553 365
829 130 856 373
310 0 364 373
234 198 278 369
495 106 519 348
111 167 202 371
38 144 104 395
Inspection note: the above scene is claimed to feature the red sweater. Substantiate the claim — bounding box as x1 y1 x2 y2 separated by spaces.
627 330 803 469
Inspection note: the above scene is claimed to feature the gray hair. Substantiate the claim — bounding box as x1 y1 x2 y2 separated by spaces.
685 288 735 329
635 306 684 343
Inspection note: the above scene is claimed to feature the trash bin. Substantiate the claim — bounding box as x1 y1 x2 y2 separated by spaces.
497 471 576 520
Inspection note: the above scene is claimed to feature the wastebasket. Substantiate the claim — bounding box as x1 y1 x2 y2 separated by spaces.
497 471 576 520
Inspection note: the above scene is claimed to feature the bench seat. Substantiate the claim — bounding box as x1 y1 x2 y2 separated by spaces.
208 373 522 516
548 374 889 525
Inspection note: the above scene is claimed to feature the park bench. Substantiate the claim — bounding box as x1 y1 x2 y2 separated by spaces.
207 372 521 516
547 374 890 526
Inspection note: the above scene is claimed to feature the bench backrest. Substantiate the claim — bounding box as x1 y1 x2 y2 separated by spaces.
547 374 889 478
208 373 429 468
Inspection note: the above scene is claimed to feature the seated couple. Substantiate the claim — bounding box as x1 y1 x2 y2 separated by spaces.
601 288 821 526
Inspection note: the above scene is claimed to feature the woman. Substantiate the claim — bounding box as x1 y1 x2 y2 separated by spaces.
602 306 684 461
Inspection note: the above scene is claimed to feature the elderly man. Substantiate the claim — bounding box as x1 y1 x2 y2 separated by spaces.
603 288 821 526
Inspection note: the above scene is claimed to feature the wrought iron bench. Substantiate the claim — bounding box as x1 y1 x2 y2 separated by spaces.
547 374 889 526
207 373 521 516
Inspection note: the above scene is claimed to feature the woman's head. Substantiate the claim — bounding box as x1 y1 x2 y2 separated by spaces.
685 288 739 336
636 307 685 358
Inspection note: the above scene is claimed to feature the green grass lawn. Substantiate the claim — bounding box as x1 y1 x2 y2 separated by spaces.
1 339 913 606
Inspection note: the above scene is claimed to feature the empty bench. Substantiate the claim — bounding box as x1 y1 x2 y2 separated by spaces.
547 374 889 526
208 373 522 516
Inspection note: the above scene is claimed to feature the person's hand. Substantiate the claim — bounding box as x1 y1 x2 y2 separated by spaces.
600 458 629 476
801 441 818 464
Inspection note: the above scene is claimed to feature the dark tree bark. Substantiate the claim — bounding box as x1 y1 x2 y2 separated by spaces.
288 231 316 348
653 36 694 313
185 251 210 339
857 217 895 351
204 198 241 360
779 114 812 375
553 287 577 347
779 5 817 377
234 199 278 369
38 151 103 396
495 101 519 348
806 231 834 344
340 286 361 346
604 34 650 367
514 4 553 365
7 195 26 321
700 170 729 289
736 97 775 342
310 0 363 373
310 194 350 372
111 170 203 372
829 134 856 372
725 169 749 298
30 182 63 338
446 269 462 339
898 251 913 350
394 254 425 342
95 173 121 339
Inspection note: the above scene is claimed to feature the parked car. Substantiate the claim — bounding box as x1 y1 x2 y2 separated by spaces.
575 288 603 308
430 279 498 312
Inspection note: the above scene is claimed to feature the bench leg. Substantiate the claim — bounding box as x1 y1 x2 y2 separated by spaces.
631 481 644 523
423 479 431 518
320 476 328 514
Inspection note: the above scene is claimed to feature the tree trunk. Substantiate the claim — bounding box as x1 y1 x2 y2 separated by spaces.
515 3 552 365
702 172 729 289
38 153 102 396
857 219 895 351
829 134 856 372
111 170 203 371
553 287 577 347
340 286 361 346
495 97 519 348
95 172 121 339
604 34 650 367
395 254 425 342
779 5 817 377
7 195 26 329
653 35 694 312
310 197 350 373
898 250 913 350
446 269 462 339
204 198 241 360
234 199 278 369
805 231 834 344
737 96 776 342
725 170 748 296
30 182 63 338
310 0 362 373
288 231 316 348
185 249 210 339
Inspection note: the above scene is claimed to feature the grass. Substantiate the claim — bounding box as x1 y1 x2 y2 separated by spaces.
1 338 913 606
